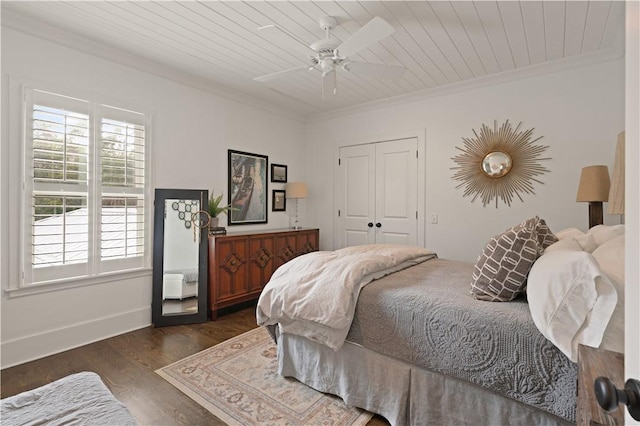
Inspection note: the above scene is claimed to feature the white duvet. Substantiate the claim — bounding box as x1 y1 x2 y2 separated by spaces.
256 244 436 350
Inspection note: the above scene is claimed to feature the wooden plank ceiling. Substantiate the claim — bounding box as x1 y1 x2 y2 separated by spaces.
2 1 625 117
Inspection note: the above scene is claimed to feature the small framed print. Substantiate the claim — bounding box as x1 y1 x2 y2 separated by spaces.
271 164 287 183
272 190 286 211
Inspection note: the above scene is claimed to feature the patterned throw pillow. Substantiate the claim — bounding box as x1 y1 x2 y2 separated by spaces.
536 218 559 251
471 216 557 302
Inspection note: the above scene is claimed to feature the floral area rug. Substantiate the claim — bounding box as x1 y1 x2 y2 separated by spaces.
156 327 373 425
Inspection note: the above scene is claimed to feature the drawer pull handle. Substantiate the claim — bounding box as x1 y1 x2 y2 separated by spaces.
595 376 640 420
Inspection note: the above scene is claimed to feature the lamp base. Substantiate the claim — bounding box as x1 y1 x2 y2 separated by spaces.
588 202 604 229
290 199 302 230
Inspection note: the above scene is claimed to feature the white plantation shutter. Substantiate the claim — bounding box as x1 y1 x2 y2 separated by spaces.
32 103 89 186
32 101 90 269
101 197 144 261
32 195 88 267
24 89 149 286
99 107 146 269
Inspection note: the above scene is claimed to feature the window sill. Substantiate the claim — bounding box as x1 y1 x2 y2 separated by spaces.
4 268 152 298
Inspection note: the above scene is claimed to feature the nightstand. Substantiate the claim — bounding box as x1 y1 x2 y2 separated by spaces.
576 344 625 425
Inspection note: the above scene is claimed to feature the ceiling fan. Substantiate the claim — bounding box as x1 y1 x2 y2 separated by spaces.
254 16 407 99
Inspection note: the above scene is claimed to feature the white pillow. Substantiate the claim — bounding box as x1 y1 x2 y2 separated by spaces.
550 225 621 253
592 235 625 284
575 233 597 252
592 235 625 353
527 250 617 362
555 227 585 240
544 237 583 253
544 233 597 253
588 224 625 247
599 296 624 354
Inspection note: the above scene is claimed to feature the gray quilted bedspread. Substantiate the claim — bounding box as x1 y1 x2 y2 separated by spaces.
346 257 578 422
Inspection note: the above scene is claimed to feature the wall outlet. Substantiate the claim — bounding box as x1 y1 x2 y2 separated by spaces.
431 213 438 224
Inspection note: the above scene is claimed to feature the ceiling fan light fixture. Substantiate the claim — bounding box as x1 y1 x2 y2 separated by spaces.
319 57 334 73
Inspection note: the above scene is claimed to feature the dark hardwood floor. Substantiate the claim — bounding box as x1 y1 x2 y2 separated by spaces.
1 304 388 426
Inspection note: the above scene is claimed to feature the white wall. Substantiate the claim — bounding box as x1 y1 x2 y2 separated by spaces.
0 27 306 368
305 58 624 262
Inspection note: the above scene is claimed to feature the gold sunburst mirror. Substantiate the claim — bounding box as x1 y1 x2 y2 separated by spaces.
451 120 550 208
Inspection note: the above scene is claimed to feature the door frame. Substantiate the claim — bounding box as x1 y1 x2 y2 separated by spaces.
332 128 426 249
625 4 639 423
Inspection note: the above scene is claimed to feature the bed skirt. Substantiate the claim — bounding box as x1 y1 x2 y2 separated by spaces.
277 331 571 426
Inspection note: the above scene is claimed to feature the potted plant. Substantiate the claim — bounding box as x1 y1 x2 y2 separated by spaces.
208 191 234 231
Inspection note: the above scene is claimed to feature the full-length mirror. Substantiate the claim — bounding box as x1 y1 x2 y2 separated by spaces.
152 188 209 326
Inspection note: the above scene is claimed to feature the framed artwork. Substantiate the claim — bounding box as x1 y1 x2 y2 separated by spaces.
271 163 288 183
272 190 286 211
227 150 268 225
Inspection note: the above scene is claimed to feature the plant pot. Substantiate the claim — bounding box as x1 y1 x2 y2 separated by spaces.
210 216 219 228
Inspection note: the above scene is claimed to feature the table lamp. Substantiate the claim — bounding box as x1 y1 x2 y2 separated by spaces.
285 182 307 229
576 165 610 228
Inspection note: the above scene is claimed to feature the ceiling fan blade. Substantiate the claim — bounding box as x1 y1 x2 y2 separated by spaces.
344 61 407 81
253 66 309 82
335 16 395 58
321 70 337 100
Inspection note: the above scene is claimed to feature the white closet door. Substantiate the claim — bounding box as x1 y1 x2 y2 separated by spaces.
336 138 418 248
375 139 418 245
337 143 376 247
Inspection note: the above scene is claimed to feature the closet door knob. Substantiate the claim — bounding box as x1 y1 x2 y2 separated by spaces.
367 222 374 228
375 222 382 228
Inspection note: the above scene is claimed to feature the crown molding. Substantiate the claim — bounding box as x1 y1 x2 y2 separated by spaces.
306 47 624 124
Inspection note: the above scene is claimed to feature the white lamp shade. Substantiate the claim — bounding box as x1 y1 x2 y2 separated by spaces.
285 182 308 199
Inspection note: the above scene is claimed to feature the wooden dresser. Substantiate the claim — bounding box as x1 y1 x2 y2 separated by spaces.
208 228 319 319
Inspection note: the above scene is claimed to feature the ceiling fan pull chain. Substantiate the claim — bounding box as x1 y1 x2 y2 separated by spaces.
332 71 337 96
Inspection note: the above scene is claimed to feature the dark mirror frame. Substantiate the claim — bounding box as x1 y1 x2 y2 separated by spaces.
152 188 209 327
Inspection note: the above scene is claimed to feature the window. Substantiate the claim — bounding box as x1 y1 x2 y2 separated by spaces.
23 88 149 286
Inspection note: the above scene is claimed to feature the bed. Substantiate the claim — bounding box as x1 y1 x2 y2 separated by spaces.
0 372 137 425
257 219 625 426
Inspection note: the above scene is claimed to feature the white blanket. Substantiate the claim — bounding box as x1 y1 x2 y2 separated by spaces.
256 244 436 350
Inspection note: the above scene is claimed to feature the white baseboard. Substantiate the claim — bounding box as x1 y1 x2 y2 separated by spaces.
0 306 151 369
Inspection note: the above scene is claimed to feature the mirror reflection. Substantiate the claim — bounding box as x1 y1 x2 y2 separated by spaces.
482 151 512 178
162 198 200 316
